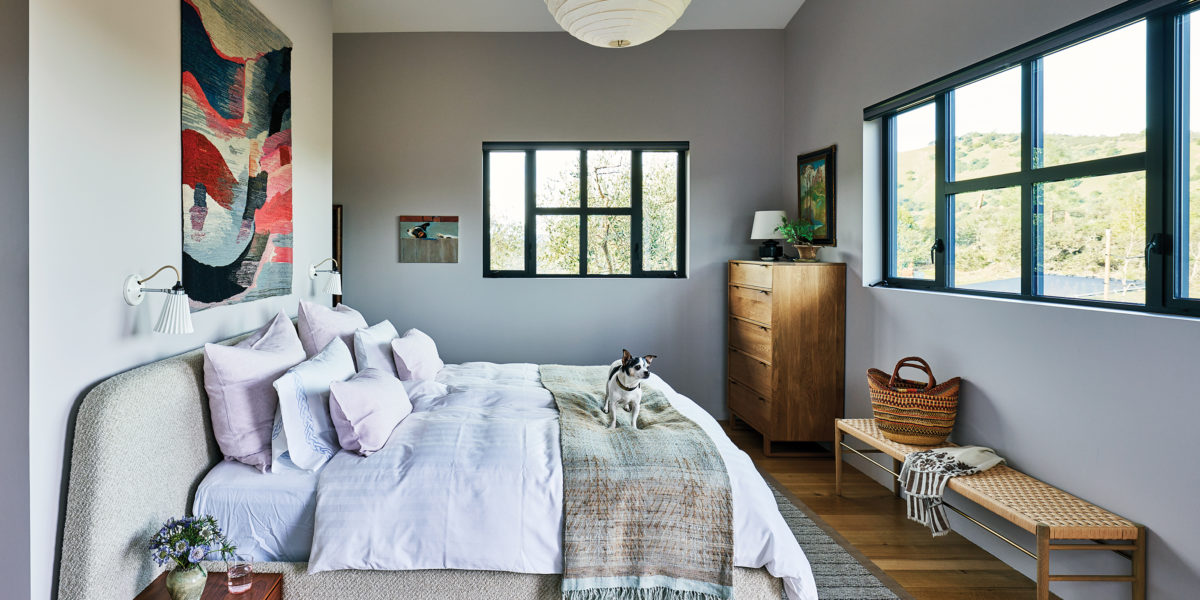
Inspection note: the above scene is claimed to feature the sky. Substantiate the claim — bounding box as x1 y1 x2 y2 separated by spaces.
896 19 1157 153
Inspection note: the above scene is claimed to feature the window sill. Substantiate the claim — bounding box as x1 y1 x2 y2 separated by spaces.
864 281 1200 323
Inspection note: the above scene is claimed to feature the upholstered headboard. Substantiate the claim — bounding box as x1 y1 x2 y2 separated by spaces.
57 332 249 599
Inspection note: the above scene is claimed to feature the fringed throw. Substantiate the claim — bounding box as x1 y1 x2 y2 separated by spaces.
899 446 1004 536
540 366 734 600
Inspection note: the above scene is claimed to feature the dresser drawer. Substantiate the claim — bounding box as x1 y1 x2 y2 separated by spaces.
728 348 772 398
729 261 772 289
728 379 771 430
729 317 772 363
729 285 772 325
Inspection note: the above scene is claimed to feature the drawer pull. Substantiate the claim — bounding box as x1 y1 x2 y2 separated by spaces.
759 290 769 295
757 396 767 403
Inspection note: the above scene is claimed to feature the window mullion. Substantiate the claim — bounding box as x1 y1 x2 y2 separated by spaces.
579 150 588 276
632 150 644 276
1146 13 1170 309
935 95 950 289
525 150 536 276
1178 12 1193 304
1023 59 1042 297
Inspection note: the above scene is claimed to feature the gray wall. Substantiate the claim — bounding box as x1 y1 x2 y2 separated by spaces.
783 1 1199 598
333 31 785 412
0 0 30 596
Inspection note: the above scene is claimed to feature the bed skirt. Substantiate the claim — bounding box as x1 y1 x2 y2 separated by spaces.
242 564 780 600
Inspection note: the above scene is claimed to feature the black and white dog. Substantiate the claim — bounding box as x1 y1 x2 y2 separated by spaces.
603 349 657 430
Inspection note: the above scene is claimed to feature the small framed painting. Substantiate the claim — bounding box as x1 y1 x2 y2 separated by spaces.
797 145 836 246
399 216 459 263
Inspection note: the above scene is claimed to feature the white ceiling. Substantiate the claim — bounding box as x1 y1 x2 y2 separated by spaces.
333 0 807 34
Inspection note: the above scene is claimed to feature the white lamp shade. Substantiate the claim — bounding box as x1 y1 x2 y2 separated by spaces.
751 210 787 240
326 272 343 295
545 0 692 48
154 291 194 335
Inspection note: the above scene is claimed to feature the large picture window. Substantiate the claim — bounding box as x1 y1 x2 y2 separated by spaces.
869 0 1200 317
483 142 688 278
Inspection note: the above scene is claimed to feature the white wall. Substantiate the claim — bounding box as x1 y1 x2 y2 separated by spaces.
0 0 30 596
332 30 785 414
783 0 1200 597
27 1 334 597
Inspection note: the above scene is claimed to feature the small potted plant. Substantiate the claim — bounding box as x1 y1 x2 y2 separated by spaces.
777 216 821 261
148 515 237 600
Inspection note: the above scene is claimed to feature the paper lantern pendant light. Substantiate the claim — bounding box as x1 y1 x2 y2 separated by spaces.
546 0 692 49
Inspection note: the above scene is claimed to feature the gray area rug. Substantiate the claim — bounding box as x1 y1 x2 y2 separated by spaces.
769 483 906 600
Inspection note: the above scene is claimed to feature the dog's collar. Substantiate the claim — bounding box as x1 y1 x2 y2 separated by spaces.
616 378 641 392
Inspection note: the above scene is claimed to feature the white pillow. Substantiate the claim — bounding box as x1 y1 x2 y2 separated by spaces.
353 320 399 375
297 300 368 360
390 329 444 381
272 338 356 471
402 379 450 406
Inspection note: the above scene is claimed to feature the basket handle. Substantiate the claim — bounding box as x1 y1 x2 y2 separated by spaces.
889 356 937 389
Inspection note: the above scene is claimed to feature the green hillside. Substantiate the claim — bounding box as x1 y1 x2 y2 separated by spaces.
894 132 1200 301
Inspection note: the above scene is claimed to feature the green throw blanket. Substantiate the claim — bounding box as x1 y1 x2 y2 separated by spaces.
540 365 734 600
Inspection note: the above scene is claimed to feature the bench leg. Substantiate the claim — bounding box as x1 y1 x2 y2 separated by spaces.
834 425 843 497
1133 525 1146 600
1036 524 1050 600
892 457 903 498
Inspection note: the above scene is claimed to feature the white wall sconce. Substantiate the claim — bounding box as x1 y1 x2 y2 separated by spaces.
122 265 194 334
309 258 342 295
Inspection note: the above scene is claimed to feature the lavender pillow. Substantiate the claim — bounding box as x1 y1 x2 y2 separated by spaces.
391 329 444 381
329 369 412 456
297 300 367 360
203 311 305 473
273 338 356 471
353 320 399 376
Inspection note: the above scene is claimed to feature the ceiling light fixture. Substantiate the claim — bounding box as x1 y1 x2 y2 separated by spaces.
545 0 692 49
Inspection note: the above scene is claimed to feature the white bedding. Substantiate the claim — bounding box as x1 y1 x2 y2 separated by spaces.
308 363 818 600
193 457 322 562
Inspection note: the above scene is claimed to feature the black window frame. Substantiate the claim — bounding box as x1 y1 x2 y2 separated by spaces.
866 0 1200 318
482 141 689 279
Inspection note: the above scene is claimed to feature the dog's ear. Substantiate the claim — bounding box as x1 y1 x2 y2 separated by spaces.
622 349 632 362
643 355 657 364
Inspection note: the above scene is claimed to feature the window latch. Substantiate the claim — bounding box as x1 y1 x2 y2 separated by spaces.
1146 233 1170 255
930 239 945 266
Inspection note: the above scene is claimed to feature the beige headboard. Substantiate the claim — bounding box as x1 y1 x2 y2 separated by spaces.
57 333 247 599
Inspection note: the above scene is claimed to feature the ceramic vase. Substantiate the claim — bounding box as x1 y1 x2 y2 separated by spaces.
164 564 207 600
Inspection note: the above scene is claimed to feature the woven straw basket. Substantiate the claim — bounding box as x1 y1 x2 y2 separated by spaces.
868 357 961 446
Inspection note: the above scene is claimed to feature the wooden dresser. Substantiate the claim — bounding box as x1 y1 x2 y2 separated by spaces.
727 260 846 456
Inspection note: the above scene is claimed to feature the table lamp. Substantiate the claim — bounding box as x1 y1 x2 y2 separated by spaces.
751 210 786 261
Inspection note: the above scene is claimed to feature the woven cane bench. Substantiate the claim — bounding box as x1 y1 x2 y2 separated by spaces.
834 418 1146 600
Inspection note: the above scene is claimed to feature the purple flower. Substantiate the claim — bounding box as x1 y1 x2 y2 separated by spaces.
188 546 207 563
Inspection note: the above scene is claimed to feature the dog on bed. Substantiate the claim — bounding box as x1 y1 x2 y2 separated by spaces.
603 349 657 429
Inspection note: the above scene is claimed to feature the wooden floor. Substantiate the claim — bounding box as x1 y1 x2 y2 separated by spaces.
727 425 1051 600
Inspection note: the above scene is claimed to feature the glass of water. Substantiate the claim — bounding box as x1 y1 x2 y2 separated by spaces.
226 557 253 594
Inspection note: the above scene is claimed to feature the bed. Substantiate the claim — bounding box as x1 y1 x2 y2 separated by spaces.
57 333 810 599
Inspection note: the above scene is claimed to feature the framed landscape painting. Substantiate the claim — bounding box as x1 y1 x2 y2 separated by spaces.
797 145 837 246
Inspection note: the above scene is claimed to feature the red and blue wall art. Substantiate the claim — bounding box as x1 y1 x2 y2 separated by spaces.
182 0 293 308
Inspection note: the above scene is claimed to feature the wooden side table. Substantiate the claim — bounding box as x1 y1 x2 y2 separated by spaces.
133 571 282 600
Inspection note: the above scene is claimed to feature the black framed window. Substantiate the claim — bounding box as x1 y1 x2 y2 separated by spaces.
868 0 1200 318
483 142 688 278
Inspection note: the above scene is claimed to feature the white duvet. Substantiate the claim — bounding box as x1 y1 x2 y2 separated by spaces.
308 363 817 600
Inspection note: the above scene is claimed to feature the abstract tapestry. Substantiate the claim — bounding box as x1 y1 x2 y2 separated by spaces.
182 0 293 308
